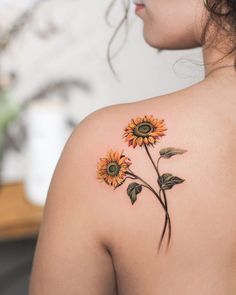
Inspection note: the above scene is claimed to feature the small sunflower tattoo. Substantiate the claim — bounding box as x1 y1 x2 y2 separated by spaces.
96 114 187 254
96 149 132 189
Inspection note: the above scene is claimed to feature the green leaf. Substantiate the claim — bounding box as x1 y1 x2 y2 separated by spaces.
127 182 142 205
159 147 187 159
158 173 185 190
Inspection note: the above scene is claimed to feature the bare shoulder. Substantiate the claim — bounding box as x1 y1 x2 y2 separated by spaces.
29 94 236 295
91 94 236 294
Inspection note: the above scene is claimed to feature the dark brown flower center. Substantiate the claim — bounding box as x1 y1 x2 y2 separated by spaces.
107 162 120 176
134 122 154 137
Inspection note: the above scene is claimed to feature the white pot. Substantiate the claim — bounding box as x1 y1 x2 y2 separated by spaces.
24 98 69 206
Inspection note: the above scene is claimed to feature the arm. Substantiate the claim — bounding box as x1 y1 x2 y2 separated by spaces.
28 110 117 295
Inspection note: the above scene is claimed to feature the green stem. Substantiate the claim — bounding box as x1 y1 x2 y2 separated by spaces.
126 168 171 251
158 188 162 202
125 176 136 180
158 189 168 250
157 156 171 249
156 156 162 176
126 169 166 211
162 189 172 248
144 143 160 177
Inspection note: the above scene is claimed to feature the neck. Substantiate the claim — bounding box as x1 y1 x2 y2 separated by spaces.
202 42 236 86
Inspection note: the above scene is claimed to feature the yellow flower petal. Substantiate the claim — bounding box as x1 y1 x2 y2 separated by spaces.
137 137 143 146
148 136 155 143
144 137 149 144
132 138 137 148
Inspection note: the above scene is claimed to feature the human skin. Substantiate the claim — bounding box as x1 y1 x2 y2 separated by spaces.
29 1 236 294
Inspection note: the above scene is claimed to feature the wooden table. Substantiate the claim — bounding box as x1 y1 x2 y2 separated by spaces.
0 182 44 241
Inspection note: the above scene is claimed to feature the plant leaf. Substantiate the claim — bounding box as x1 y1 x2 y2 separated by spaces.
159 147 187 159
158 173 185 190
127 182 142 205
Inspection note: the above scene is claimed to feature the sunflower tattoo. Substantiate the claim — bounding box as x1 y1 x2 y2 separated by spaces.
123 115 166 148
96 114 187 253
96 149 132 188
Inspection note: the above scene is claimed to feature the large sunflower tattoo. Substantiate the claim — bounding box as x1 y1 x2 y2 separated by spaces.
96 114 187 254
122 115 167 148
96 149 132 189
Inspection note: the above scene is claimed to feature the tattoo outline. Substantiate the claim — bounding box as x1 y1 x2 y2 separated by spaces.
96 114 187 253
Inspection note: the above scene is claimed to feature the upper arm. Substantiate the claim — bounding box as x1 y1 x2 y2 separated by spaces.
29 107 117 295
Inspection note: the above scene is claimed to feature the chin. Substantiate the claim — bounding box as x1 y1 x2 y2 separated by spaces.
143 29 201 50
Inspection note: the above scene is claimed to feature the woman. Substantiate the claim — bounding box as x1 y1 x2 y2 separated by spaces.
29 0 236 294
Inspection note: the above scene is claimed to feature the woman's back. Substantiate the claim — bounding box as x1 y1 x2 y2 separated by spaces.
101 80 236 294
29 78 236 295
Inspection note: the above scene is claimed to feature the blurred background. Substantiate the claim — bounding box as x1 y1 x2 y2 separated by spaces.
0 0 204 294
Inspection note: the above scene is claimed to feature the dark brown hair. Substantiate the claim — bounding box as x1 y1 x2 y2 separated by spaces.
202 0 236 73
105 0 236 79
105 0 130 80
